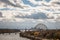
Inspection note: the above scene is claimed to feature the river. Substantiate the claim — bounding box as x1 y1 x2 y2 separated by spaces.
0 33 30 40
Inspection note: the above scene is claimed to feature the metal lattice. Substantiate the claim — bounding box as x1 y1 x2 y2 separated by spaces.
34 23 47 30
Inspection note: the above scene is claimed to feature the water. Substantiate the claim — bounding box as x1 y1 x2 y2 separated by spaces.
0 33 30 40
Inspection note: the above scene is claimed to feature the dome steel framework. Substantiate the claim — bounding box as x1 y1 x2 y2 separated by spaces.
34 23 47 30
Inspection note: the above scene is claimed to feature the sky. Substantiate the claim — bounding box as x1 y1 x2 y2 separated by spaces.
0 0 60 29
0 0 60 19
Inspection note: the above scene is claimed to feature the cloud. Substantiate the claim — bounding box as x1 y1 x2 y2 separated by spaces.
0 0 24 8
28 0 52 6
0 19 58 29
15 12 48 19
22 0 36 7
28 0 43 6
0 0 60 29
0 0 60 19
44 0 51 2
0 12 3 17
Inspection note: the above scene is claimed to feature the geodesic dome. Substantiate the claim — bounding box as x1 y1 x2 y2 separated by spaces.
34 23 47 30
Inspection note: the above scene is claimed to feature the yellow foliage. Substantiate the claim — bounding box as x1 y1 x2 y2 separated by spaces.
34 32 40 37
